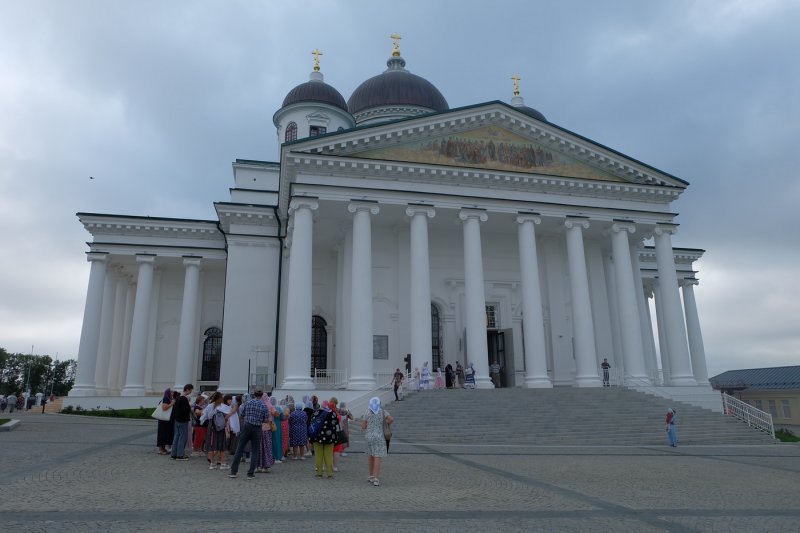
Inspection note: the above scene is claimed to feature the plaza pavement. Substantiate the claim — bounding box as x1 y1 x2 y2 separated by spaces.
1 411 799 532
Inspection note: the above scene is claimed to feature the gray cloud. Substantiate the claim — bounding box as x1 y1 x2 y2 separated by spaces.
1 0 797 376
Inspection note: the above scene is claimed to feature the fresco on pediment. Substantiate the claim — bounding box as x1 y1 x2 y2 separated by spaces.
356 125 623 182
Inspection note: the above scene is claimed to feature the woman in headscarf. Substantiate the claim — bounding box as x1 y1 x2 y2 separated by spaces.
312 400 340 478
445 363 454 389
666 408 677 447
304 397 316 457
361 397 393 486
288 402 308 461
280 402 290 458
269 396 283 463
465 362 476 388
156 388 176 455
256 392 274 472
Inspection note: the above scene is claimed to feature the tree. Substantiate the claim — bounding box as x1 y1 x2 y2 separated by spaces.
0 348 76 396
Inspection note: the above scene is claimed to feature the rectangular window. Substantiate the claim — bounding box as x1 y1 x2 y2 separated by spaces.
485 304 498 329
782 400 791 419
373 335 389 360
768 400 778 418
309 126 327 137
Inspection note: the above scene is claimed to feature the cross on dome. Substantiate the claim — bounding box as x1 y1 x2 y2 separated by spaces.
511 74 521 96
312 48 323 72
390 32 402 57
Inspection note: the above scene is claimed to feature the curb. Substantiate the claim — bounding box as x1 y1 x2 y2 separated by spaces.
0 419 20 431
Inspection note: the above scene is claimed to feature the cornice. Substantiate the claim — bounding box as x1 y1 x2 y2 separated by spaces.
80 215 222 240
214 203 278 234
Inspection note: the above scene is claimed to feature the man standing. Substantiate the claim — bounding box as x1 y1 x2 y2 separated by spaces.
392 368 405 401
490 360 502 388
170 383 194 460
601 358 611 387
229 387 270 479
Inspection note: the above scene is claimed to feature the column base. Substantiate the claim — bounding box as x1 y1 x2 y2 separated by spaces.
68 386 97 397
525 376 553 388
623 375 652 386
347 377 377 390
669 375 698 386
121 386 146 397
280 377 314 390
574 376 603 387
474 376 494 389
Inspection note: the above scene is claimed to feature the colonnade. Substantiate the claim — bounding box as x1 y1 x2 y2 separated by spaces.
69 254 206 397
279 198 710 391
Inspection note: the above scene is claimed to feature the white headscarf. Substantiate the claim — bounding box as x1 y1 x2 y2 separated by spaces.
368 397 381 414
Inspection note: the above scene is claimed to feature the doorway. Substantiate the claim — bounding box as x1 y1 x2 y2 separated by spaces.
487 329 515 387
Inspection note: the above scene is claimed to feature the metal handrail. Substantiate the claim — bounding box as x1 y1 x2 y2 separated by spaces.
721 392 775 439
312 368 348 388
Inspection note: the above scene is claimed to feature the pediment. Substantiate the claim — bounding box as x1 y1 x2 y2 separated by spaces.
284 101 688 189
354 124 624 183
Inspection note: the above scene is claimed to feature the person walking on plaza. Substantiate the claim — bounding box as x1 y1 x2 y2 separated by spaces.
362 397 392 487
445 363 454 389
490 360 502 388
311 400 340 479
392 367 404 401
456 361 465 388
170 384 194 460
288 402 308 461
601 358 611 387
229 388 270 479
420 362 431 390
666 408 677 447
156 388 176 455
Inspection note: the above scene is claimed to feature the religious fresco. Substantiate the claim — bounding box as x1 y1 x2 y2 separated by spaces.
356 125 624 182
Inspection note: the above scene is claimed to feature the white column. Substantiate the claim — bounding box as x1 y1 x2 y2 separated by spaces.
348 201 380 389
107 275 128 393
117 281 136 391
653 225 696 385
631 245 658 379
174 257 202 388
282 198 318 390
70 252 108 396
459 208 492 388
564 218 601 387
122 254 156 396
93 273 117 395
516 214 551 388
652 282 671 384
681 279 709 385
610 223 650 384
406 205 436 373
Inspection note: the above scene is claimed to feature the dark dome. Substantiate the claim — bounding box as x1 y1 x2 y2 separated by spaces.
348 57 448 115
282 80 348 112
517 105 547 122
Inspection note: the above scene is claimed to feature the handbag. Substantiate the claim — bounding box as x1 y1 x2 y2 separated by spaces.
382 412 392 440
269 419 277 432
151 400 172 422
335 426 348 445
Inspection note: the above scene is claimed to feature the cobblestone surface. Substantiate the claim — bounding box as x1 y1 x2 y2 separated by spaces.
1 411 799 532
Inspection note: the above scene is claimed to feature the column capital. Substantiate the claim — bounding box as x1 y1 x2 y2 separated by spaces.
564 216 589 230
654 223 678 237
459 208 488 222
182 256 202 268
405 204 436 218
515 212 541 225
289 197 319 214
611 220 636 234
135 254 156 264
348 200 379 215
680 277 700 287
86 252 109 263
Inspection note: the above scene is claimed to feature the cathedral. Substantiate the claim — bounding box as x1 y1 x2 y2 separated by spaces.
69 37 710 403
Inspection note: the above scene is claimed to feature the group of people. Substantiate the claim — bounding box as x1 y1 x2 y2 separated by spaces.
155 384 394 486
0 392 26 413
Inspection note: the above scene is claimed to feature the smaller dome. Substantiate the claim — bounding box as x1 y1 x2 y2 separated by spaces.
510 94 546 122
282 72 348 112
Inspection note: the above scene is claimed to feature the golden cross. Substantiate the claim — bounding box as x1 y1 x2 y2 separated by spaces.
311 48 323 71
390 32 402 57
511 74 521 96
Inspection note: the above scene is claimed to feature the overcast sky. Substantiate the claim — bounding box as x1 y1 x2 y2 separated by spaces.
1 1 798 378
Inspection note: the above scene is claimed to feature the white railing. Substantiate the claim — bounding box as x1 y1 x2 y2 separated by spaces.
312 368 348 388
345 376 401 424
721 393 775 439
249 372 276 391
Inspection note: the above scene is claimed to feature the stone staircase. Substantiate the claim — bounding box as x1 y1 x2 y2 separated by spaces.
386 387 775 446
43 397 64 414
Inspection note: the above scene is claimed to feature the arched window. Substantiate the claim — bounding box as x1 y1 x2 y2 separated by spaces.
431 304 442 370
285 121 298 142
201 327 222 381
311 315 327 374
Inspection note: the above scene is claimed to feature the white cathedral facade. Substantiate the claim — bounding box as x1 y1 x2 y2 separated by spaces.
69 41 710 403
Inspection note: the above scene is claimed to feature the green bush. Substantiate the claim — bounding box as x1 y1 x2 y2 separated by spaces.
59 406 152 419
775 429 799 442
0 418 10 425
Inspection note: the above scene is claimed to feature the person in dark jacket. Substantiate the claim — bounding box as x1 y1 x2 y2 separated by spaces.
170 383 194 460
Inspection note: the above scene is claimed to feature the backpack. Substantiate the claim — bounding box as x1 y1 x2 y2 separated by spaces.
308 410 326 441
212 409 226 432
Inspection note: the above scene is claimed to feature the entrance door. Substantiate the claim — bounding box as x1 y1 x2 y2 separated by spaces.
487 330 515 387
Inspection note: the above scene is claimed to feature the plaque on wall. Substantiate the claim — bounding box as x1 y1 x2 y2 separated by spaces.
373 335 389 360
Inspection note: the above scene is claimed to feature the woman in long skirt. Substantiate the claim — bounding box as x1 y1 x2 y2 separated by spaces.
270 396 283 463
156 388 176 454
257 395 274 472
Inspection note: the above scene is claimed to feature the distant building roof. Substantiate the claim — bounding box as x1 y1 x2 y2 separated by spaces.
709 366 800 391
